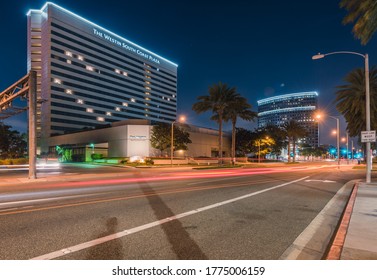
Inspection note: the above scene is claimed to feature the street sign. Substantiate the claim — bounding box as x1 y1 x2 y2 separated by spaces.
361 131 376 142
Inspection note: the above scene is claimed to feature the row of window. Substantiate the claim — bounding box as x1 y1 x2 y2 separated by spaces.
51 59 177 105
51 80 176 116
50 69 176 111
51 22 177 81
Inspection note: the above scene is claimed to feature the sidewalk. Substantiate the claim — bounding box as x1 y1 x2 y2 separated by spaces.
340 183 377 259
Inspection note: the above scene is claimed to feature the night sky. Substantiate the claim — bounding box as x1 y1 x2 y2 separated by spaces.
1 0 376 146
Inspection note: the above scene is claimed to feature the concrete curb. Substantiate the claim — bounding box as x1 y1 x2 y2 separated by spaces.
325 183 359 260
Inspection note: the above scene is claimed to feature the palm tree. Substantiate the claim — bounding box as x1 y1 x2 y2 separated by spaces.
283 120 308 163
335 67 377 137
224 97 256 164
340 0 377 45
192 82 239 161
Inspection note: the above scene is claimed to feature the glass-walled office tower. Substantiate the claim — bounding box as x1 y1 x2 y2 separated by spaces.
257 92 319 147
27 2 178 153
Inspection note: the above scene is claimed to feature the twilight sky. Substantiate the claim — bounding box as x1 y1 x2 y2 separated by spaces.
1 0 376 146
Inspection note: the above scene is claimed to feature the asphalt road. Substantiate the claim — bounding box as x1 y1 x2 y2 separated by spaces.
0 164 365 259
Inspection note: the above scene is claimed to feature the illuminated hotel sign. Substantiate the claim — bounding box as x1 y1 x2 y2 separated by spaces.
129 135 147 141
93 28 161 64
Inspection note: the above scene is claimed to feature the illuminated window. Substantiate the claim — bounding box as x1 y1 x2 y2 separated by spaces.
145 75 151 79
172 95 176 98
130 98 136 103
145 97 150 101
97 117 104 122
77 55 84 61
86 108 93 113
106 112 112 116
67 59 72 64
122 102 128 107
77 99 84 104
145 70 151 74
167 98 170 101
53 78 62 84
65 51 73 57
123 72 128 76
86 65 94 71
115 69 121 74
65 89 73 94
145 86 151 90
145 92 150 95
145 81 151 85
115 107 121 111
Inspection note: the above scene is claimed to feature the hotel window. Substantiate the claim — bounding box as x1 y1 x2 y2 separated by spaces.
65 51 73 57
53 78 62 84
65 89 73 94
67 59 72 64
122 102 128 107
115 107 121 112
123 72 128 76
145 86 151 90
145 92 150 95
145 81 151 85
77 99 84 104
130 98 136 103
106 112 112 116
86 108 93 113
115 69 121 74
77 55 84 61
97 117 104 122
86 65 94 71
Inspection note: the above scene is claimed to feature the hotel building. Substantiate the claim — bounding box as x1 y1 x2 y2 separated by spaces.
27 2 178 153
257 92 319 147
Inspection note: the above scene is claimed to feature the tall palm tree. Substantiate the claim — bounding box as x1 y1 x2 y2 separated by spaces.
223 96 256 163
283 120 308 163
340 0 377 45
335 67 377 137
192 82 239 161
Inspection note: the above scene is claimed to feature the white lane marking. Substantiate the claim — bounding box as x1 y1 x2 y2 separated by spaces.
0 193 107 209
305 179 336 183
31 176 309 260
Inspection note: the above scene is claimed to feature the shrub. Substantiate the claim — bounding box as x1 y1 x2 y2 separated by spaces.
145 158 154 165
91 153 103 160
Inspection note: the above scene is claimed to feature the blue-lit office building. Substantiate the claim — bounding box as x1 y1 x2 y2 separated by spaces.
27 3 177 153
257 92 319 147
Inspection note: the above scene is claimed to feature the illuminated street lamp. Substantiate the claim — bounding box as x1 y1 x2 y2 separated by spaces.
316 114 340 168
257 136 269 164
171 116 186 166
312 51 371 183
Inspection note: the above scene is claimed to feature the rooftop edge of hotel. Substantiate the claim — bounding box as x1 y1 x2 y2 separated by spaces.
257 91 318 105
26 2 178 67
257 106 317 117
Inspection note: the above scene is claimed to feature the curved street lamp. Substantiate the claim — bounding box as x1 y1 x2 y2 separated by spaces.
312 51 371 183
171 116 186 166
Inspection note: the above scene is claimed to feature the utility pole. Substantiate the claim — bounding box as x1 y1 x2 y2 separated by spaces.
28 71 37 179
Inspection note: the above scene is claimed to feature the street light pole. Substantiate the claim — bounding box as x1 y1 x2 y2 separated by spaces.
329 116 340 169
171 116 186 167
171 121 175 167
312 51 372 182
258 139 261 164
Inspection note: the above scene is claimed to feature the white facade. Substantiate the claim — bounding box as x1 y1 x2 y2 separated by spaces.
47 121 231 159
